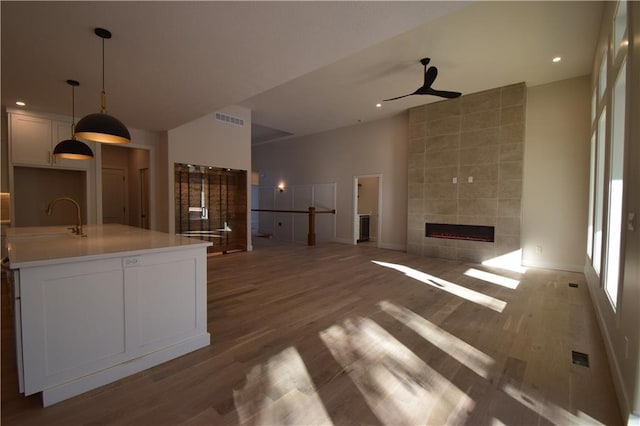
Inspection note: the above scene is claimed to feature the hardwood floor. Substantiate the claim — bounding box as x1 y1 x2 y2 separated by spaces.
1 239 623 425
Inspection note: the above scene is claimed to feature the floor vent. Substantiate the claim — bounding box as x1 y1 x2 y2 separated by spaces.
215 112 244 127
572 351 589 367
569 282 579 288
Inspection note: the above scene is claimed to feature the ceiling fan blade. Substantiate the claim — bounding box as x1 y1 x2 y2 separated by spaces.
427 89 462 99
424 66 438 88
383 58 462 101
382 93 415 101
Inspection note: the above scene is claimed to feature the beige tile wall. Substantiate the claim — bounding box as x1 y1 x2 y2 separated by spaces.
407 82 525 263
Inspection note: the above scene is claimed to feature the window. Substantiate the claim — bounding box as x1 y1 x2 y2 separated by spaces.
591 91 597 125
593 109 606 275
613 1 627 58
598 52 607 102
604 59 627 308
587 132 596 259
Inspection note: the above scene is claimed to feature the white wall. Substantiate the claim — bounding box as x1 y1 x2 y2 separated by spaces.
155 132 169 232
1 112 9 193
252 113 408 250
522 76 591 272
167 106 252 249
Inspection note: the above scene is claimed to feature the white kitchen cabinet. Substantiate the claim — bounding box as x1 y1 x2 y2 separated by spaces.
9 112 94 170
51 119 93 169
9 113 51 166
7 225 211 406
19 257 129 394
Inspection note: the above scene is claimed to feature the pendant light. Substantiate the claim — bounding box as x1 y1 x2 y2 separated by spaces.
75 27 130 144
53 80 94 160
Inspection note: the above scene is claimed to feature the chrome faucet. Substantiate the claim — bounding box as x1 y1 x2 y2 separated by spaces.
46 197 85 236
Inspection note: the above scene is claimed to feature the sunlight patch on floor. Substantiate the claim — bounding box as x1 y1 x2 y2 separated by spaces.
501 383 605 426
379 300 495 379
464 268 520 289
233 347 333 426
319 317 474 425
372 260 507 313
482 249 527 274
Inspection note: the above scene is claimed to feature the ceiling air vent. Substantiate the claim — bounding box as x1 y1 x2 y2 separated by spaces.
215 112 244 127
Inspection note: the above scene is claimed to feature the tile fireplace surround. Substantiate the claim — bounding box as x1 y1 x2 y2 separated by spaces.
407 83 525 263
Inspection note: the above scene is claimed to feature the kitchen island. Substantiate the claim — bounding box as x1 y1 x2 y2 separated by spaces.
6 224 212 407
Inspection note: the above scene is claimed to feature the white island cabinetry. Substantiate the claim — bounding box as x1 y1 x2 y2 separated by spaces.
7 225 211 406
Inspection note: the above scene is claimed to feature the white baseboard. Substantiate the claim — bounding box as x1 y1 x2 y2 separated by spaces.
332 238 405 252
333 238 353 245
521 259 583 273
377 242 406 251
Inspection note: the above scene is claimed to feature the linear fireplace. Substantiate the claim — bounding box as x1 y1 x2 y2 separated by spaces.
425 223 495 243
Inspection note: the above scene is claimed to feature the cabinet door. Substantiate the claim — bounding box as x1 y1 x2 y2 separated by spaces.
124 248 208 357
51 120 93 170
19 258 128 395
10 114 52 166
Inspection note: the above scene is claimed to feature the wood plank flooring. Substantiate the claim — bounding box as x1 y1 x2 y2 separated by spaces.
1 239 623 425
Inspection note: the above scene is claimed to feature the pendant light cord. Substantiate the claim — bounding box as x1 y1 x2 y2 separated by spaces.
71 83 76 137
66 79 80 138
100 35 107 114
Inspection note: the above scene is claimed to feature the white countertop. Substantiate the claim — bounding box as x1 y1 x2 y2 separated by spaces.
6 224 212 268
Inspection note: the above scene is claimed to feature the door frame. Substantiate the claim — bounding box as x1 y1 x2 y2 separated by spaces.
139 168 150 229
352 174 382 246
96 143 154 228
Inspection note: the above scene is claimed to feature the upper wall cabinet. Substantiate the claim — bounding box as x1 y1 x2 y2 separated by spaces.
8 112 94 170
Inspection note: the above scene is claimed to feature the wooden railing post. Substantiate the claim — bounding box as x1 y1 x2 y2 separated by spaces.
251 208 334 247
308 207 316 246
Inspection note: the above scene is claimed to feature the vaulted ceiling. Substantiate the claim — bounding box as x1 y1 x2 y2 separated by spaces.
1 1 602 144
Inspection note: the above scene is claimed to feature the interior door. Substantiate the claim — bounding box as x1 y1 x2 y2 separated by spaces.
102 168 127 225
140 168 150 229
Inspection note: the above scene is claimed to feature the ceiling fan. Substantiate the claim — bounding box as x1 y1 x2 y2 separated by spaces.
383 57 462 102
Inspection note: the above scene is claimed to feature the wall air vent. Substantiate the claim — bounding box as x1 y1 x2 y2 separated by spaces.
215 112 244 127
571 350 589 367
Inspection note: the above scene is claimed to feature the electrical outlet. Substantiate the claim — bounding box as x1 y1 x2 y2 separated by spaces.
536 245 543 253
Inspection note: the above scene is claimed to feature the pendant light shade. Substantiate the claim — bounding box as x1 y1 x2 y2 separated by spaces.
75 27 130 144
75 112 130 144
53 138 94 159
53 80 94 160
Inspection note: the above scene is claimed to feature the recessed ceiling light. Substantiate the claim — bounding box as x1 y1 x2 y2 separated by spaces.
552 56 562 63
15 101 26 106
375 103 382 108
